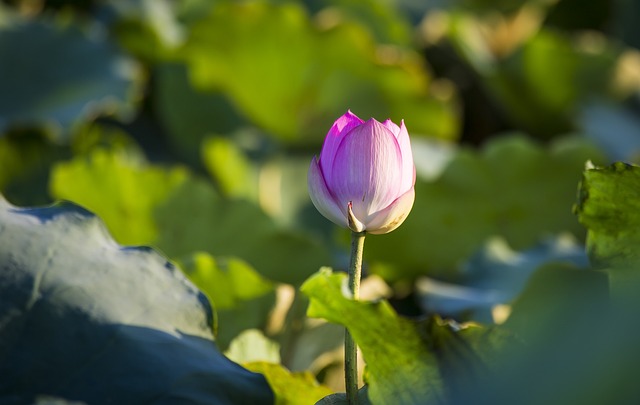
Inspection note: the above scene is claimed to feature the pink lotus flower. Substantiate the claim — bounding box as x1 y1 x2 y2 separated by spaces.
308 111 416 234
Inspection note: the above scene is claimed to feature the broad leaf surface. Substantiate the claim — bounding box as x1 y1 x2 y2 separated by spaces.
245 362 333 405
575 162 640 304
202 136 257 200
505 263 608 341
449 261 616 405
154 178 331 285
453 163 640 405
578 102 640 161
448 21 620 138
50 148 329 285
301 269 444 404
182 1 458 142
178 253 276 349
0 131 70 205
306 0 412 44
302 269 518 404
416 236 589 322
0 17 140 138
50 148 189 245
0 195 272 404
225 329 281 364
421 317 518 404
575 162 640 268
490 30 618 136
153 63 243 164
364 135 603 280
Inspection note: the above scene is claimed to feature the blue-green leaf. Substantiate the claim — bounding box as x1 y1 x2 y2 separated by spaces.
0 195 273 404
0 17 141 139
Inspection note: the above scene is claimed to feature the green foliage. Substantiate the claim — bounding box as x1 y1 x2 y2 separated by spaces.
365 135 604 280
575 162 640 306
202 136 257 200
0 16 141 138
0 195 273 404
436 162 640 405
575 162 640 268
505 262 608 341
302 269 444 404
0 131 70 205
152 63 243 164
181 253 274 308
225 329 281 364
416 235 589 322
310 0 413 44
182 1 458 143
488 30 619 136
302 269 519 404
245 362 334 405
178 253 276 349
154 176 331 285
49 145 330 285
110 0 186 62
3 0 640 402
315 389 372 405
50 148 189 245
447 14 623 138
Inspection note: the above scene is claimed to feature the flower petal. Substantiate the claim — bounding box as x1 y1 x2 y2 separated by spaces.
347 201 365 232
319 110 364 186
396 120 415 194
307 157 346 227
331 119 403 222
365 188 415 234
381 119 400 136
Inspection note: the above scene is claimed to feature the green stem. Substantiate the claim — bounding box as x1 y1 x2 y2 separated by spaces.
345 230 365 405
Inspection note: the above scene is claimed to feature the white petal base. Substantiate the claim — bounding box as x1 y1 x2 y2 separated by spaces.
365 188 415 235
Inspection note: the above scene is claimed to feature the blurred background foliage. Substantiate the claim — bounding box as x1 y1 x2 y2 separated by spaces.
1 0 640 401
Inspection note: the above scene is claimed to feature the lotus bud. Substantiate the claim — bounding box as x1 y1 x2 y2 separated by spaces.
308 111 416 234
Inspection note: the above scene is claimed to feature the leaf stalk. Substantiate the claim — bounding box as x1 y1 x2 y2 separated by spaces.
345 230 365 404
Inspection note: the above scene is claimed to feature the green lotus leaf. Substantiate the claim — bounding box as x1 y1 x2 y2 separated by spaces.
0 195 272 404
0 17 141 138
